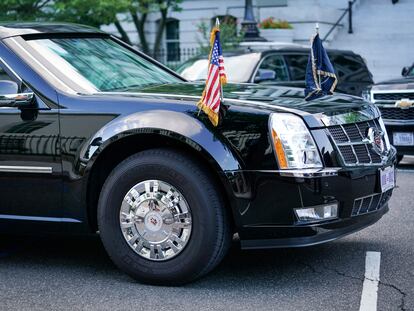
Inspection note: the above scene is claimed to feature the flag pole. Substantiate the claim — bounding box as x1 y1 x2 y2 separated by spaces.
216 17 224 103
315 23 321 89
216 18 224 105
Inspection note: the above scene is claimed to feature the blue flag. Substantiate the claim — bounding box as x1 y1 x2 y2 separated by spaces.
304 33 338 101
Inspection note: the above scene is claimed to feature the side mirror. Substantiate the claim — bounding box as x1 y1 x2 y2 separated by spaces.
254 69 277 83
402 66 409 76
0 80 34 108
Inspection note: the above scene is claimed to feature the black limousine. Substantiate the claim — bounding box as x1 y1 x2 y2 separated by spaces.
0 23 396 285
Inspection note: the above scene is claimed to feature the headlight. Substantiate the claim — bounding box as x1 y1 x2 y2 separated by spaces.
269 113 323 169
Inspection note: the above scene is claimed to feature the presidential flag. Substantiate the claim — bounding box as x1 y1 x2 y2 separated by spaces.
304 33 337 101
197 23 227 126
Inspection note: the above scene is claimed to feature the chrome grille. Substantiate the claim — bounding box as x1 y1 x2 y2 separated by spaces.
351 190 392 217
327 119 384 166
373 92 414 101
379 107 414 120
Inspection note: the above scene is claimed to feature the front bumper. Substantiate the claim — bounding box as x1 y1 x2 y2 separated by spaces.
226 152 396 249
241 205 388 249
384 121 414 155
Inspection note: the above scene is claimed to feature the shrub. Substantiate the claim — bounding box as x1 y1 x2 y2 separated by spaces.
259 17 293 29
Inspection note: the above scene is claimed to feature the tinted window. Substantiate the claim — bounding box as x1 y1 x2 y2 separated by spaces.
284 54 308 81
256 54 289 82
284 53 373 83
330 54 372 83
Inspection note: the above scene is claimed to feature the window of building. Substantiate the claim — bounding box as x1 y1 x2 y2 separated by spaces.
165 19 180 62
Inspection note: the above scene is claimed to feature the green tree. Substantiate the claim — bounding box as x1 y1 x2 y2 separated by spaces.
197 20 244 52
55 0 183 56
118 0 182 55
0 0 53 21
0 0 183 57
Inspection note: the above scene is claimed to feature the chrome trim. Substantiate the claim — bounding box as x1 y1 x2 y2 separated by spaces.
228 168 342 178
120 179 192 261
294 202 339 224
0 214 81 223
0 92 34 106
0 165 53 173
371 89 414 104
372 89 414 94
352 191 390 217
340 124 361 165
273 168 341 178
383 119 414 125
0 56 22 82
377 104 399 108
326 118 392 167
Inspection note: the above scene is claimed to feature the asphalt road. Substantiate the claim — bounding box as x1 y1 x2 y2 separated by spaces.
0 159 413 311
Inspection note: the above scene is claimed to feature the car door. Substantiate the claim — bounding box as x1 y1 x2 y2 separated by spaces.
0 60 62 221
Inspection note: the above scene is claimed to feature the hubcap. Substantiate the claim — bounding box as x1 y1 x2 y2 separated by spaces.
119 180 192 261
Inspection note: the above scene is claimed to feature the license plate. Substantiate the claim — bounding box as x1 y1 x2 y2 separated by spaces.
380 166 395 192
393 132 414 146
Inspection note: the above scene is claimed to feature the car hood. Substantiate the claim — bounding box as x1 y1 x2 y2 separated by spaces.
99 82 379 128
372 76 414 91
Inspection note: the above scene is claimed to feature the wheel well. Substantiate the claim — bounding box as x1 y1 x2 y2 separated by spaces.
87 133 233 231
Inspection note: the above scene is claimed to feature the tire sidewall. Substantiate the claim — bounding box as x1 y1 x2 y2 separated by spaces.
98 152 223 284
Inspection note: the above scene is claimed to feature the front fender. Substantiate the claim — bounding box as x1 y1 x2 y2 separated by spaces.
79 109 243 174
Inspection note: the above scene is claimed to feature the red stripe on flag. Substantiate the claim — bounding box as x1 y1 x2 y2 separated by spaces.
205 66 219 104
208 86 220 109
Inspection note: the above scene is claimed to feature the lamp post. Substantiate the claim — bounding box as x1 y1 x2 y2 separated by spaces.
241 0 266 41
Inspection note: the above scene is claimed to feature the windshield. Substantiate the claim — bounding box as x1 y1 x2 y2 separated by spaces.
24 37 181 93
177 53 261 83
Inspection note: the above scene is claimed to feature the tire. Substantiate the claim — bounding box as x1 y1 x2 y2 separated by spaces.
97 148 231 285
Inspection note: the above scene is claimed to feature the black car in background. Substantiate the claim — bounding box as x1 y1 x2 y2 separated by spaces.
177 44 373 97
364 63 414 163
0 23 395 285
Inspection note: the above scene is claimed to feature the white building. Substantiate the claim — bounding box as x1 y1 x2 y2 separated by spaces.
102 0 351 53
102 0 414 81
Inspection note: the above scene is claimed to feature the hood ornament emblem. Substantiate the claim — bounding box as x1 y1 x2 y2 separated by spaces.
395 98 413 109
364 127 386 156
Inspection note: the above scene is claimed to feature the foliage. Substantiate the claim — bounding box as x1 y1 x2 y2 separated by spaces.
196 20 244 53
122 0 183 55
0 0 53 21
53 0 129 28
258 17 292 29
0 0 183 57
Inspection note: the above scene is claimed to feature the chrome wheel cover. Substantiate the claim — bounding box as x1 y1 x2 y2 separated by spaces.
119 180 192 261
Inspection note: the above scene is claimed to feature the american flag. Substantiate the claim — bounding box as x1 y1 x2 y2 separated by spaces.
197 28 226 126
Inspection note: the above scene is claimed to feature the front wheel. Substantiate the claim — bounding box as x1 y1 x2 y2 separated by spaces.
98 148 231 285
